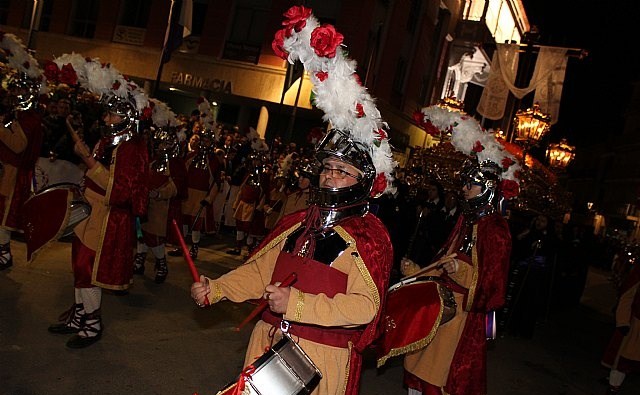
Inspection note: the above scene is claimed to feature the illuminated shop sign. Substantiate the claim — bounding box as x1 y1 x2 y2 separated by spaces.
170 72 232 94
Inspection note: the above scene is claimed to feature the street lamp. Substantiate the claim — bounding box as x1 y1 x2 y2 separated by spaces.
513 102 551 144
513 102 551 167
546 138 576 170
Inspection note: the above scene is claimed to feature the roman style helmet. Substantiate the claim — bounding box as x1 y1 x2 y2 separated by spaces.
416 105 522 215
50 53 151 149
273 6 396 211
0 33 45 113
149 98 180 172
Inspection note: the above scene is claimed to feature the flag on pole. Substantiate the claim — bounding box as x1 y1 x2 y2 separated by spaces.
161 0 193 64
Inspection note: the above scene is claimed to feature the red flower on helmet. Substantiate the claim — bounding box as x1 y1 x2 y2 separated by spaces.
376 128 388 141
315 71 328 82
112 81 121 90
43 60 60 83
355 103 365 118
282 5 312 33
353 73 362 86
310 24 343 58
59 64 78 85
500 179 519 199
370 173 387 197
412 110 425 126
472 140 484 153
141 107 153 120
501 157 515 170
272 28 289 60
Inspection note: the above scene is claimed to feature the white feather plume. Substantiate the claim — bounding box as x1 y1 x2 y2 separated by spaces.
277 8 396 195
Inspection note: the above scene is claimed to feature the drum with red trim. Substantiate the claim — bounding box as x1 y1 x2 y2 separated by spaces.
216 332 322 395
376 276 456 367
23 183 90 262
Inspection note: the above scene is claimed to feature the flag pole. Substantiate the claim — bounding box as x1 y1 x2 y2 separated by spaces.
153 0 176 98
26 0 43 50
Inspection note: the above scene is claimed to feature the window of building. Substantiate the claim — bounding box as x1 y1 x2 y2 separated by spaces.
68 0 100 38
39 0 54 32
191 0 208 37
223 0 271 64
118 0 151 28
0 0 10 26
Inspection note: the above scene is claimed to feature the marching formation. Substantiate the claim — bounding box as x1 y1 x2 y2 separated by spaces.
1 5 636 395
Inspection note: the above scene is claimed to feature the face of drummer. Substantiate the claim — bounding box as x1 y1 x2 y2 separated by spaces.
103 112 123 125
461 182 483 200
319 158 362 189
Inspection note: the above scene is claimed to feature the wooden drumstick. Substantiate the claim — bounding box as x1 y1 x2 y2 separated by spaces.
401 253 458 280
65 115 81 143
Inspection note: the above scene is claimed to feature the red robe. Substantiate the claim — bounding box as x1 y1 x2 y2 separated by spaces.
0 109 43 230
91 137 149 289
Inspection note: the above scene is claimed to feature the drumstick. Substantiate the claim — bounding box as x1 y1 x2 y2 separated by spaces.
65 115 81 143
171 219 210 306
234 272 297 332
402 253 458 280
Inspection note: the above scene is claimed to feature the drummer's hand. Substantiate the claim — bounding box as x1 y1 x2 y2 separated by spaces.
264 282 290 314
190 275 211 307
441 257 459 274
401 258 420 276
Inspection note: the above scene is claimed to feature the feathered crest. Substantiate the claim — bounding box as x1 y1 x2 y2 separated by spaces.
417 105 521 197
272 6 396 195
0 32 43 80
50 53 149 113
196 96 216 131
149 98 179 128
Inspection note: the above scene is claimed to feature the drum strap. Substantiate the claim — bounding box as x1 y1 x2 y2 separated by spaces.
440 274 469 308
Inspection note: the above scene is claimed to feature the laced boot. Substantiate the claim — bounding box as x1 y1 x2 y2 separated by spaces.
133 252 146 275
0 243 12 270
189 242 199 259
48 303 85 334
66 309 102 349
154 257 168 284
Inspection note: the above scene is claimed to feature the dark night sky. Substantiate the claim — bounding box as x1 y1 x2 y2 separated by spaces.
520 1 640 148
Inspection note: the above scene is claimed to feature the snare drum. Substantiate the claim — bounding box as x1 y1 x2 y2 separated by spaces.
216 333 322 395
376 276 457 367
23 183 91 262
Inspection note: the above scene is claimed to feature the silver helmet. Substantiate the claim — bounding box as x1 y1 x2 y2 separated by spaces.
193 129 216 170
102 94 139 146
459 158 502 213
309 129 376 208
4 71 41 112
151 127 179 173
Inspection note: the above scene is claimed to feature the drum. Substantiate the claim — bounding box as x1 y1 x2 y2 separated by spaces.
216 333 322 395
23 183 91 262
376 276 457 367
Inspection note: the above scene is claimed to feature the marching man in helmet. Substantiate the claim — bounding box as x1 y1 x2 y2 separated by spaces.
191 7 395 394
0 34 45 270
47 55 149 348
397 105 518 395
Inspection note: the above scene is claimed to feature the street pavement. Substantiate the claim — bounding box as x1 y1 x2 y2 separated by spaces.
0 230 637 395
